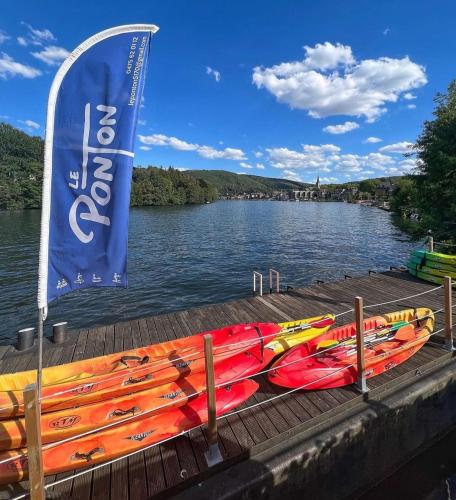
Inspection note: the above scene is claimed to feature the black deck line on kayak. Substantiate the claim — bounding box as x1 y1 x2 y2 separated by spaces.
0 269 454 500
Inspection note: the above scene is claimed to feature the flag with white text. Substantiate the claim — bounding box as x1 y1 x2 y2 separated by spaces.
38 25 159 310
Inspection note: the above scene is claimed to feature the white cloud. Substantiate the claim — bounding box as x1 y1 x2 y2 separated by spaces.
321 176 338 183
19 119 39 129
379 141 413 154
0 53 41 79
403 92 416 100
323 121 359 134
252 42 427 122
407 104 416 109
364 136 382 143
21 22 56 45
139 134 168 146
282 169 303 182
198 146 245 160
206 66 221 82
137 119 146 126
254 151 263 158
168 137 198 151
256 163 265 170
383 27 390 35
303 42 355 70
137 133 246 161
17 36 27 46
267 144 340 170
31 45 69 66
139 146 151 151
0 31 10 44
176 167 188 171
264 141 414 182
240 162 253 169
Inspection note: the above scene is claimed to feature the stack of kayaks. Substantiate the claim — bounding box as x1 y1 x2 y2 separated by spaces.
408 248 456 285
268 308 434 390
0 314 335 484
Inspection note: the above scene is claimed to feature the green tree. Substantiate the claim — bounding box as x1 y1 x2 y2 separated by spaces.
358 179 380 195
412 80 456 241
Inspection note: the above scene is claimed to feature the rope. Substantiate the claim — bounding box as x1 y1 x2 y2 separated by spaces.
10 428 197 500
363 285 443 309
435 241 456 248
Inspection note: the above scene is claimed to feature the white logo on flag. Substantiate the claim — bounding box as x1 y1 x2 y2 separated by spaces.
74 273 84 284
68 104 135 244
57 278 69 289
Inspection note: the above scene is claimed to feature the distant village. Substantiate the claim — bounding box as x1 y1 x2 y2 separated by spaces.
221 177 394 211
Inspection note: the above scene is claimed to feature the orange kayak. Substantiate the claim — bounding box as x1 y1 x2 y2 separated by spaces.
0 379 258 484
0 345 272 450
0 322 280 418
268 308 434 390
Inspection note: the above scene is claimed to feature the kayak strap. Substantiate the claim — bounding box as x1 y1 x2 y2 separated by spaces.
124 373 153 385
119 355 150 366
109 406 140 418
254 326 264 363
73 447 103 462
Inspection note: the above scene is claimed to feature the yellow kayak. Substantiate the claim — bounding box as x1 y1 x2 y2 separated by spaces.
268 314 336 354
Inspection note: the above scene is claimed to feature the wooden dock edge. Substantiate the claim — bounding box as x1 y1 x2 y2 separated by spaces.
168 351 456 500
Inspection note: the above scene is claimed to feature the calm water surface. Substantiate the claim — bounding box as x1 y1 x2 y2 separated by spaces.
0 201 415 343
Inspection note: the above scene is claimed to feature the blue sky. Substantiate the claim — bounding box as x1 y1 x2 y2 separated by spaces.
1 0 455 184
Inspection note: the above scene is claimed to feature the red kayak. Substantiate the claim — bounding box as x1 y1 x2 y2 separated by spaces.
0 379 258 484
0 343 274 450
0 322 281 418
268 308 434 390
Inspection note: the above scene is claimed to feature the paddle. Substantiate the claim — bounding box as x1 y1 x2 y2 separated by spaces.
282 316 335 334
316 320 412 351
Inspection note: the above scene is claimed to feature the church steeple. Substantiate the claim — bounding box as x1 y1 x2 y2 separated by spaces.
316 175 320 189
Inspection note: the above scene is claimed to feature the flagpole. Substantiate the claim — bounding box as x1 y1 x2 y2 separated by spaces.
36 308 45 400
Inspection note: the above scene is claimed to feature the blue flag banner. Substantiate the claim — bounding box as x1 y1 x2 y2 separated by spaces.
38 25 159 311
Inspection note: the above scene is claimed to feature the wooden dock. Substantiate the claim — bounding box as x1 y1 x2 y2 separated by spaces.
0 269 454 500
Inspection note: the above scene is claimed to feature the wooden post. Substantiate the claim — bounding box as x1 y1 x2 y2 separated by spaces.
428 235 434 252
24 383 45 500
203 335 222 466
355 297 368 393
444 276 455 352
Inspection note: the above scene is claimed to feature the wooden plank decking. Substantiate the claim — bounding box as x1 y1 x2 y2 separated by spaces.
0 270 454 500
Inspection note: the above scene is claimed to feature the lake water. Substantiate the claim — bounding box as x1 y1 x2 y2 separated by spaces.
0 200 416 344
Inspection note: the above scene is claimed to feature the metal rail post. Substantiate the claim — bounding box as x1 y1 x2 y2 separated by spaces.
444 276 455 352
204 335 222 466
355 297 369 394
253 271 263 296
428 235 434 252
24 383 45 500
269 269 280 294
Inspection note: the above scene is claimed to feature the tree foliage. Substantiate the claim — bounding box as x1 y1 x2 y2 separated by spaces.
0 123 217 210
0 123 44 210
358 179 380 194
391 80 456 242
131 166 218 206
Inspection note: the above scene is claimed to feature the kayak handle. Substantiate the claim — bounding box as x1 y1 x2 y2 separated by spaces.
124 373 153 385
119 355 150 366
73 447 103 462
109 406 140 418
